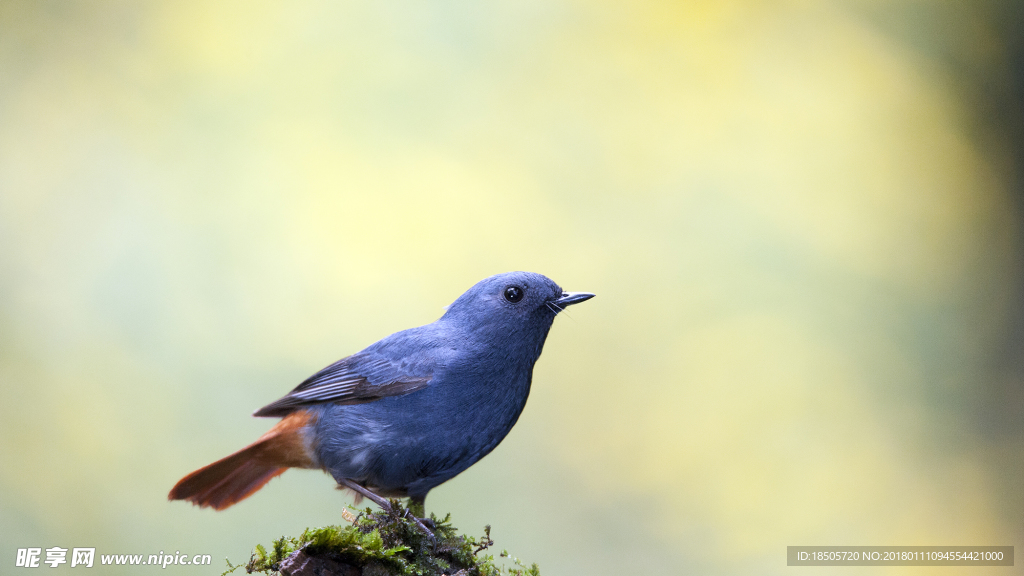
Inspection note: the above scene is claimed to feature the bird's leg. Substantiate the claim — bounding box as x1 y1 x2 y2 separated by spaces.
402 507 435 540
338 479 434 539
402 494 435 547
338 478 395 512
407 495 436 530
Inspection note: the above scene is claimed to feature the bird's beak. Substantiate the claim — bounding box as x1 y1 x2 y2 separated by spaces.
552 291 595 308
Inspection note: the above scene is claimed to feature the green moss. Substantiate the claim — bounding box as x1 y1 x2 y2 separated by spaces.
223 499 540 576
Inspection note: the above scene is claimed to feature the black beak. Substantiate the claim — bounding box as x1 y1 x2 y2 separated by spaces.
551 291 595 309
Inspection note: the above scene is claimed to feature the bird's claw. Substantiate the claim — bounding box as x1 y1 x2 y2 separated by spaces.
403 508 436 542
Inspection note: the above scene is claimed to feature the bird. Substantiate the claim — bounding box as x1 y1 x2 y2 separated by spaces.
168 271 594 518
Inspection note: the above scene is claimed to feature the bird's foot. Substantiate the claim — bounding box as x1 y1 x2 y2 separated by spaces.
402 496 436 540
338 479 435 541
402 508 436 542
417 516 436 530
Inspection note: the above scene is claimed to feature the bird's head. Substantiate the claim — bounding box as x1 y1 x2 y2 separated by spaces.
441 271 594 348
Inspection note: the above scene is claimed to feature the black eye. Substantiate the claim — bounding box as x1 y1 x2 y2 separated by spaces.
503 285 524 303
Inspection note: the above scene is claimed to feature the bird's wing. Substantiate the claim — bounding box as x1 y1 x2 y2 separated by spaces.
252 352 432 417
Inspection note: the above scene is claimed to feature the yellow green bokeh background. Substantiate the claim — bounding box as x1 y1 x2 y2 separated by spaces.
2 1 1022 574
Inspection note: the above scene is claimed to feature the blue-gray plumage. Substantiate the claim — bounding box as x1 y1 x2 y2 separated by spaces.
169 271 593 512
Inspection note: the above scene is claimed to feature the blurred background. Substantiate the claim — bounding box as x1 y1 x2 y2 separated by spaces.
1 1 1022 574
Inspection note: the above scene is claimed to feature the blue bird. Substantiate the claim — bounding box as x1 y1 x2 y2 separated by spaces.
169 271 594 516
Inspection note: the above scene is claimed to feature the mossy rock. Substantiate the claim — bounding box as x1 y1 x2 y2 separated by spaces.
224 500 540 576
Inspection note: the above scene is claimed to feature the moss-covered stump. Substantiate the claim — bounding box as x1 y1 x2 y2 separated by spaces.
225 500 540 576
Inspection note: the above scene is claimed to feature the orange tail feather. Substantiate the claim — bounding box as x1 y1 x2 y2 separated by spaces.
168 410 316 510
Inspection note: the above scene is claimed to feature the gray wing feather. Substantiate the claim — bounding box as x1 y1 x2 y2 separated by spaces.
252 352 431 417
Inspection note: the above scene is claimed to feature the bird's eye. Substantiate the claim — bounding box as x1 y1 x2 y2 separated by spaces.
503 286 524 303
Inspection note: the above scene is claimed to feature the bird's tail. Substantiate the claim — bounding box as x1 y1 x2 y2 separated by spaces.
168 410 317 510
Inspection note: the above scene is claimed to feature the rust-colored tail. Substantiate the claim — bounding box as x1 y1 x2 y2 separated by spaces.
168 410 316 510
